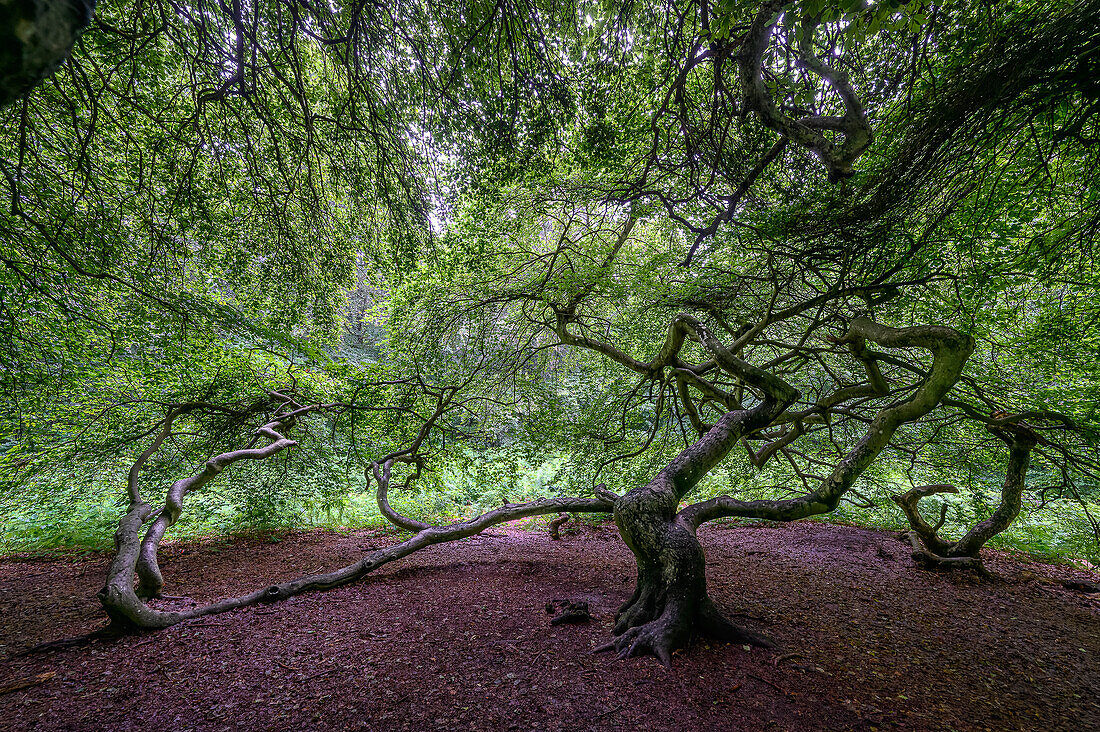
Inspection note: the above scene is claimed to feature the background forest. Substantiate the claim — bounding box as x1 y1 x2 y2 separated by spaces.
1 0 1099 575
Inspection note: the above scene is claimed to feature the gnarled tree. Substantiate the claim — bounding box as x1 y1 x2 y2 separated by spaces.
4 0 1100 667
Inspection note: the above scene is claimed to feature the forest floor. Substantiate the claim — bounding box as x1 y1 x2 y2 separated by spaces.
0 520 1098 731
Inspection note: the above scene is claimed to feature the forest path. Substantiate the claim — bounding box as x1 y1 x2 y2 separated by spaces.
1 521 1098 731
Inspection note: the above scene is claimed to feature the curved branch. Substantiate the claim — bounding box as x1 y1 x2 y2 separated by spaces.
743 332 892 468
370 459 433 532
952 431 1035 557
682 138 788 266
592 483 621 505
893 412 1042 574
557 311 798 412
656 317 801 496
123 404 328 601
101 495 613 630
891 484 959 557
681 318 974 527
126 408 184 505
739 2 873 182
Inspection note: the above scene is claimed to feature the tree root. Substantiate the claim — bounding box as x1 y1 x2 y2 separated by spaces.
595 619 682 667
773 651 805 667
698 600 776 648
900 531 993 578
596 596 772 667
1064 579 1100 594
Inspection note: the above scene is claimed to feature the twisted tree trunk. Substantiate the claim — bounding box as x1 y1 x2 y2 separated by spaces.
609 467 771 665
604 318 974 664
603 361 797 663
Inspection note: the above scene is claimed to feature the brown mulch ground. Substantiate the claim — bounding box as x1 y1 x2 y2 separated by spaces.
1 520 1098 731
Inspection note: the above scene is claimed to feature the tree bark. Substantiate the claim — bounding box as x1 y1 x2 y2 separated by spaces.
893 423 1037 574
101 494 613 630
605 318 973 663
99 398 618 632
605 389 795 664
608 480 773 666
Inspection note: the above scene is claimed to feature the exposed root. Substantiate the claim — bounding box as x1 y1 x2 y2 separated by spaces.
598 593 773 666
698 600 776 648
773 651 805 667
612 584 659 635
747 672 792 697
1064 579 1100 594
902 531 993 579
599 620 682 667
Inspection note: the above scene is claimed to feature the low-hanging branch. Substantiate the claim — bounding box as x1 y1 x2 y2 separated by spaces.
892 414 1051 575
678 317 974 527
370 459 433 532
98 396 615 631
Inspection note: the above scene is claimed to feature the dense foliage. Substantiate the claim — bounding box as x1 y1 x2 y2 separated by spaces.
1 0 1098 577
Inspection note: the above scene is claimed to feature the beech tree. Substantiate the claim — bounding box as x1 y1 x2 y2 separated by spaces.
3 0 1099 664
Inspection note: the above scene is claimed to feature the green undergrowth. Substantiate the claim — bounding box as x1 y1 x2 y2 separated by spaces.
806 500 1100 568
0 450 570 556
0 490 597 558
2 463 1097 567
